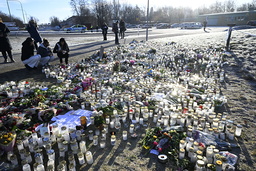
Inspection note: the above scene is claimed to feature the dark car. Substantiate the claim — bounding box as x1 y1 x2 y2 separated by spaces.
247 20 256 26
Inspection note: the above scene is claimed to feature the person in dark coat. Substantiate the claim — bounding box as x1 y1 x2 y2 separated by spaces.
203 20 207 32
112 20 119 44
21 37 41 70
0 17 15 63
37 38 54 66
119 19 126 39
101 22 108 41
53 38 70 65
26 19 42 50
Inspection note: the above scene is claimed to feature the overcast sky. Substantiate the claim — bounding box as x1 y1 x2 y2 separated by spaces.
0 0 252 24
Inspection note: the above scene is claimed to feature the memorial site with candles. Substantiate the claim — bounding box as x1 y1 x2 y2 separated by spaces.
0 29 256 170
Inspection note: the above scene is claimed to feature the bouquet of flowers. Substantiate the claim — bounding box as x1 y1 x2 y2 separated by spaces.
38 108 57 123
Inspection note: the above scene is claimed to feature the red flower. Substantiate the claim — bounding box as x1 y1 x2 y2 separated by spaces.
158 147 163 152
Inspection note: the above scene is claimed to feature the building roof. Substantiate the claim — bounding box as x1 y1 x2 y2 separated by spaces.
199 10 256 17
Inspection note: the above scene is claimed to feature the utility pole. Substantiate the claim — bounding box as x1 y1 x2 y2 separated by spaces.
146 0 149 41
6 0 12 21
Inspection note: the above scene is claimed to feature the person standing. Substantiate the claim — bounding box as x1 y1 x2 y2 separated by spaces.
26 19 42 50
53 38 70 65
203 20 207 32
101 22 108 41
0 17 15 63
119 19 126 39
112 20 119 45
21 37 41 70
37 38 54 66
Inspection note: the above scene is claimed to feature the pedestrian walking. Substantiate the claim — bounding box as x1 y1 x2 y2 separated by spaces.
203 20 207 32
101 22 108 41
53 38 70 65
119 19 126 39
26 18 42 50
37 38 54 66
112 20 119 45
0 17 15 63
21 37 41 70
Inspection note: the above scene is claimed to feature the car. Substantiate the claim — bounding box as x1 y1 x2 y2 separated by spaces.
180 22 202 29
171 23 180 28
65 25 87 33
156 23 170 29
247 20 256 26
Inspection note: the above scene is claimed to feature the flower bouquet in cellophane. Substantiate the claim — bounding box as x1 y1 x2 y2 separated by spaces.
0 132 16 152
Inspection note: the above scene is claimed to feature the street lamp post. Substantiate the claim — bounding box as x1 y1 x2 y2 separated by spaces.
6 0 26 24
146 0 149 41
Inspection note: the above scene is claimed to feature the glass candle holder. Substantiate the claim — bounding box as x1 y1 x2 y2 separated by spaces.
123 131 128 141
129 124 134 133
85 151 94 164
111 135 116 146
100 139 106 148
235 124 242 137
25 152 32 164
68 155 76 167
179 148 185 159
93 135 98 146
88 130 94 140
110 121 115 129
36 164 45 171
78 152 86 165
79 141 87 153
179 140 186 149
22 163 31 171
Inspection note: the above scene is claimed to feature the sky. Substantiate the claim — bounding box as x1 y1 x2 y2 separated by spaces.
0 0 252 24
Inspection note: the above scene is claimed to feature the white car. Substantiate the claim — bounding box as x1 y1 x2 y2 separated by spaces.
180 22 202 29
64 25 87 33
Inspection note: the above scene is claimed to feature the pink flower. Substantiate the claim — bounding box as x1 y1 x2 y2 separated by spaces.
158 147 163 152
153 141 158 146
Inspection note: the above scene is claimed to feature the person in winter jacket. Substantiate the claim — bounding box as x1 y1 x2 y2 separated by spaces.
119 19 126 39
112 20 119 44
101 22 108 41
0 17 15 63
21 37 41 70
53 38 70 65
37 38 54 66
26 19 42 50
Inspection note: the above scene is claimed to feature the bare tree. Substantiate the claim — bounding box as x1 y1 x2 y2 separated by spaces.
225 0 236 12
210 1 225 13
91 0 112 26
50 16 60 27
70 0 91 16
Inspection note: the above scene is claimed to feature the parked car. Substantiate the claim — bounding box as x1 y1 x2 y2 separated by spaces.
156 23 170 29
247 20 256 26
180 22 202 29
170 23 180 28
65 25 87 33
141 24 152 29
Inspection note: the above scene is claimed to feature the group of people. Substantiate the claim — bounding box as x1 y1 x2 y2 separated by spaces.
23 19 70 70
1 17 127 70
0 17 70 70
21 36 70 70
101 19 126 44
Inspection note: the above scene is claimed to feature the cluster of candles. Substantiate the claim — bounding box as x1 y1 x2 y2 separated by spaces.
1 41 241 170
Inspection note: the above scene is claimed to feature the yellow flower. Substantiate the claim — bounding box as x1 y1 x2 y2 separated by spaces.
143 145 150 150
153 135 157 139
